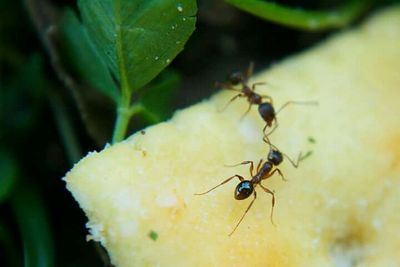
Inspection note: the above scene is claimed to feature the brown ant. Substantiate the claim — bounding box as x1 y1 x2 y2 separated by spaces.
195 137 306 236
216 62 318 136
216 62 272 118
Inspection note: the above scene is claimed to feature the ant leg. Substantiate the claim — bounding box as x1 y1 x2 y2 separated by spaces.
275 101 319 116
252 82 266 87
263 119 279 138
225 161 255 176
240 103 253 121
195 175 245 195
259 184 276 226
260 95 274 104
256 159 263 172
251 82 266 92
219 93 244 112
252 82 275 102
266 168 286 182
229 190 257 236
262 136 276 150
251 82 274 104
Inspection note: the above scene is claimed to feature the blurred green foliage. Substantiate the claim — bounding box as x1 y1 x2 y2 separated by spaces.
225 0 374 30
59 9 120 102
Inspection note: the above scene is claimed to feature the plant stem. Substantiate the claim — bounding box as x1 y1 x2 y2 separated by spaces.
225 0 373 31
112 0 136 144
111 102 143 144
111 103 131 144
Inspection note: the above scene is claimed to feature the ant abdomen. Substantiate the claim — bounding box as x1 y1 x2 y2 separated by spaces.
258 102 275 127
234 181 253 200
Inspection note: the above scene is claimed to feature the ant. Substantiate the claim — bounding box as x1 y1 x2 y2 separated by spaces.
216 62 318 136
216 62 272 119
195 137 306 236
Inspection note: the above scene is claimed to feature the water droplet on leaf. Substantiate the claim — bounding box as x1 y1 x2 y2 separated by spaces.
176 3 183 12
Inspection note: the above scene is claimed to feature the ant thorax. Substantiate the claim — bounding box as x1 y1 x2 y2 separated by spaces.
254 161 273 181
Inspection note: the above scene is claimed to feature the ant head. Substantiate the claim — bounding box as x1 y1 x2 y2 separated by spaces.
258 102 275 126
228 71 244 85
268 149 283 166
234 181 253 200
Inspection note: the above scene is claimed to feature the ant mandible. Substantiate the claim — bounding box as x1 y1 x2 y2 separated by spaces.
195 137 305 236
216 62 318 137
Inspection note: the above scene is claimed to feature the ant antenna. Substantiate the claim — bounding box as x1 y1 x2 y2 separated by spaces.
284 152 303 168
218 93 244 112
224 161 255 177
239 103 253 121
262 137 305 168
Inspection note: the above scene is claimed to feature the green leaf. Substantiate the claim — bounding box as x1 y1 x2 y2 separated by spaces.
59 9 120 102
0 149 18 203
225 0 373 31
139 70 180 123
78 0 196 94
11 182 55 267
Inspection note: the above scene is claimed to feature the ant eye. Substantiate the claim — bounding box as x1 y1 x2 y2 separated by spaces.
268 150 283 166
234 181 253 200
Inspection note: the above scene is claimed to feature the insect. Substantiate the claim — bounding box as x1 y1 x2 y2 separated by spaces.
196 158 278 236
195 138 305 236
216 62 318 137
216 62 272 119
